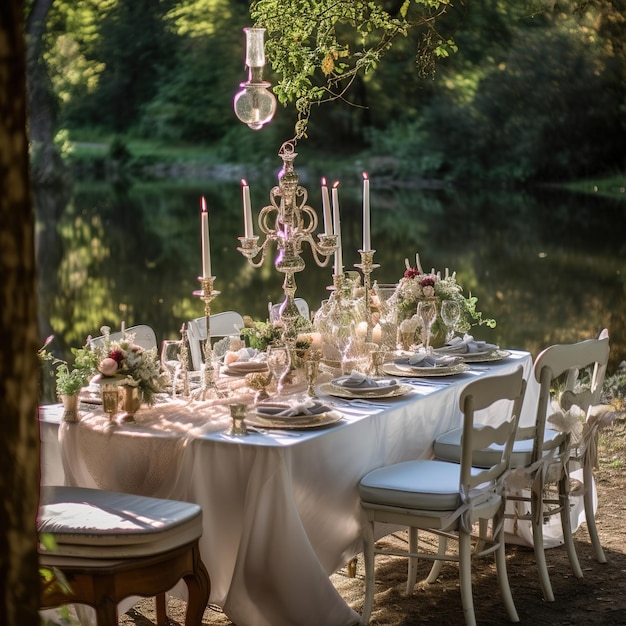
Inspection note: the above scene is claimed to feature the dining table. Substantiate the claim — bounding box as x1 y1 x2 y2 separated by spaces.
39 349 540 626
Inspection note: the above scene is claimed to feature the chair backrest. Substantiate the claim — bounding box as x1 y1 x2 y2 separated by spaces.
268 298 310 322
90 325 158 352
458 366 526 493
186 311 244 370
530 332 611 461
560 329 610 416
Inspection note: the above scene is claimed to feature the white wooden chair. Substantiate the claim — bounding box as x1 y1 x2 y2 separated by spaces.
90 325 158 352
433 333 610 601
359 366 526 626
562 328 611 563
186 311 244 371
39 485 209 626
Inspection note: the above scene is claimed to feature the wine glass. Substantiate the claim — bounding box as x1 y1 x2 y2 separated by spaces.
417 300 437 353
441 300 461 343
161 340 182 397
266 344 291 396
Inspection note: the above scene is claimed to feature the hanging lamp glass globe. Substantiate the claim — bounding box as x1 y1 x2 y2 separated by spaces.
233 28 277 130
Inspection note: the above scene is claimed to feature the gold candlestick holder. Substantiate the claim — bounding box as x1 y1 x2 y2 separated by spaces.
354 249 379 343
179 323 190 398
193 276 221 399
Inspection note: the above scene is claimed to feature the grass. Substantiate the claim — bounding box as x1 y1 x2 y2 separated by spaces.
563 175 626 200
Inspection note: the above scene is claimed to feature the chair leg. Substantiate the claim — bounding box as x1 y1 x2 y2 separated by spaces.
458 531 476 626
183 544 211 626
406 527 418 593
425 535 446 584
559 472 583 579
531 486 554 602
583 458 606 563
360 521 376 625
155 593 168 625
494 522 519 623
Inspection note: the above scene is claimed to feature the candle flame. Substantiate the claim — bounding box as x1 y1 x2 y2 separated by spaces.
201 196 207 212
241 179 248 186
362 172 369 180
332 181 340 189
321 177 327 186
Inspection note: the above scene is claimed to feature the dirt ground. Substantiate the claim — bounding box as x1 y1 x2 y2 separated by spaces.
120 416 626 626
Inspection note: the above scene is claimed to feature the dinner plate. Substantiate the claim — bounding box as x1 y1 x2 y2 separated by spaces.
223 361 268 376
330 377 400 395
247 410 343 430
382 362 469 377
319 382 413 400
459 349 511 363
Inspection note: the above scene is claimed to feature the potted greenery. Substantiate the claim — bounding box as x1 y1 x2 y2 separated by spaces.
55 364 89 422
38 336 95 422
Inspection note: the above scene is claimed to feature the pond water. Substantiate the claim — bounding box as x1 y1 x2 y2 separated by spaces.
36 169 626 390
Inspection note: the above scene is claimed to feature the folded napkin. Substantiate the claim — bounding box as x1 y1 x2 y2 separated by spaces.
256 398 328 418
395 351 460 368
333 371 397 389
436 334 498 355
237 347 265 362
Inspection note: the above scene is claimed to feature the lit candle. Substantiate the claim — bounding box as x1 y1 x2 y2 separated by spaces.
362 172 371 251
242 179 253 238
201 197 211 278
321 178 332 235
331 182 343 275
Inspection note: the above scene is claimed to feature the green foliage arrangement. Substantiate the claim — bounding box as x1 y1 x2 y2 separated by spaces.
38 335 94 398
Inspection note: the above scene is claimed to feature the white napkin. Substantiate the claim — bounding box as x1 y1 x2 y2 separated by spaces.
237 347 265 362
437 334 498 354
334 371 397 389
395 351 459 368
256 398 328 417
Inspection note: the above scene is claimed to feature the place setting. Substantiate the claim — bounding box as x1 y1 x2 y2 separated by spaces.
382 351 470 378
433 333 511 363
319 370 412 400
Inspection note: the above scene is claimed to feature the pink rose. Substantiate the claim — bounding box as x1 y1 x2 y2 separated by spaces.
99 357 119 376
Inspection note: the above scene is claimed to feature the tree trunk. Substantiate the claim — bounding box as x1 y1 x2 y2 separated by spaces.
0 0 42 624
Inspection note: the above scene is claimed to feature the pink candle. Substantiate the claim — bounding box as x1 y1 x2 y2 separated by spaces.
362 172 371 251
242 179 253 238
331 181 343 275
321 178 332 235
201 197 211 278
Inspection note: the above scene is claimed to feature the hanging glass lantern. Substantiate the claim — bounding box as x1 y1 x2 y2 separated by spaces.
233 28 277 130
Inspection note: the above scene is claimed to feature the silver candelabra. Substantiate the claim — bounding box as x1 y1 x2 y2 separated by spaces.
237 141 337 341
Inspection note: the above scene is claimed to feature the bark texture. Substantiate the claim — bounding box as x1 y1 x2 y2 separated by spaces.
0 0 42 624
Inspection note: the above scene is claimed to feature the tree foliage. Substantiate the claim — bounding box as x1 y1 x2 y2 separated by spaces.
28 0 626 182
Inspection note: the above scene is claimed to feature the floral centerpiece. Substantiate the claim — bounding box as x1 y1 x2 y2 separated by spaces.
395 255 496 344
91 328 165 405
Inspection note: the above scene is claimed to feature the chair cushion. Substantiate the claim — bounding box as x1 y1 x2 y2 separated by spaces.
433 427 561 468
38 486 203 559
360 459 468 511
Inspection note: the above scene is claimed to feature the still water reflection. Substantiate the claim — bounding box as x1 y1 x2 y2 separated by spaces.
36 177 625 381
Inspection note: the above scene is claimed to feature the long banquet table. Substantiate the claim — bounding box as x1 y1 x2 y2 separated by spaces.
40 350 539 626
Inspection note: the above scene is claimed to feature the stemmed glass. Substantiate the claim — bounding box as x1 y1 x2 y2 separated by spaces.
266 344 291 396
161 340 182 397
417 300 437 353
441 300 461 343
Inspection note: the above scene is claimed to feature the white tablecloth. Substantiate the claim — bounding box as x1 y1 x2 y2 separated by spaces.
42 350 537 626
